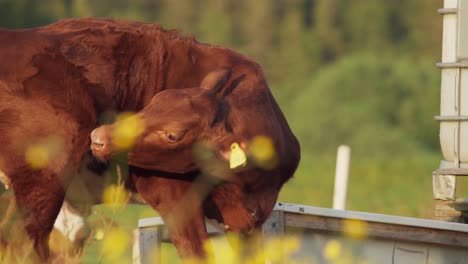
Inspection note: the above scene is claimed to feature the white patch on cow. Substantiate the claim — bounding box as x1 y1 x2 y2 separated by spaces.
53 201 85 242
0 170 10 190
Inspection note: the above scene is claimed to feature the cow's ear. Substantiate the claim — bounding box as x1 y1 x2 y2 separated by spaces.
200 68 231 95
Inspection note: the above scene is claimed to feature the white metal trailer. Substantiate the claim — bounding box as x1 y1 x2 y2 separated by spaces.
434 0 468 200
134 203 468 264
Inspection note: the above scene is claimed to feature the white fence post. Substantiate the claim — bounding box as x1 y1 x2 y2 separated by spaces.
333 145 351 210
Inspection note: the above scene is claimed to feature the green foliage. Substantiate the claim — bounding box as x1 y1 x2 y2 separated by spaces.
282 53 442 217
279 152 440 217
289 53 440 155
0 0 58 28
80 204 158 263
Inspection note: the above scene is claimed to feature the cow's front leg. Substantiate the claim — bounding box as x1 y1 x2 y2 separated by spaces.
162 205 207 258
11 168 65 261
134 174 209 259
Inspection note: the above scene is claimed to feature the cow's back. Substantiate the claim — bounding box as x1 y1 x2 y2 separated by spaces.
0 27 96 176
0 29 54 88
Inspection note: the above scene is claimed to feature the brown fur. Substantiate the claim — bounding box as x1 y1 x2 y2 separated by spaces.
0 18 300 261
91 36 300 259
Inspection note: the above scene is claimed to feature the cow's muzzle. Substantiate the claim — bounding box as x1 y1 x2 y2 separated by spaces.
90 127 113 161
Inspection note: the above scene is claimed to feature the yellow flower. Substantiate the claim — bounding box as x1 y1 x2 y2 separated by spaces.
95 228 105 240
282 236 300 255
113 112 145 150
25 136 63 169
250 136 277 169
324 239 342 260
101 228 130 261
205 233 242 264
342 219 368 239
102 184 128 206
25 143 49 169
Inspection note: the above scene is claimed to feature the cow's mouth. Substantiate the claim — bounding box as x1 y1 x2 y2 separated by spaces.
90 131 113 161
91 142 104 150
90 144 105 160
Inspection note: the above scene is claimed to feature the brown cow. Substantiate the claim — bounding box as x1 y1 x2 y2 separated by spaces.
91 66 300 257
0 18 299 261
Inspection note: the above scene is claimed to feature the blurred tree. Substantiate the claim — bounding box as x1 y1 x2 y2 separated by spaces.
0 0 57 28
0 0 441 86
340 0 393 52
63 0 73 17
396 0 442 58
196 0 232 46
274 0 308 80
238 0 275 63
289 53 440 155
158 0 200 33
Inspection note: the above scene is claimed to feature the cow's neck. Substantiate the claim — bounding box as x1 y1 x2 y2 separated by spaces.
161 39 228 91
91 31 246 115
94 33 218 114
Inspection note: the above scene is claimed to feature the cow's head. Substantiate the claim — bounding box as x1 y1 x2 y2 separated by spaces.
90 69 265 174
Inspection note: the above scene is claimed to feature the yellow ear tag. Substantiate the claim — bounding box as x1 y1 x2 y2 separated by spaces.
229 142 247 169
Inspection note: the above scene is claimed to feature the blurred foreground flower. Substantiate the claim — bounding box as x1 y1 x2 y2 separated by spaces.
25 136 63 169
251 236 299 263
95 228 105 240
324 239 342 261
342 219 368 239
102 184 128 206
25 144 48 169
182 233 302 264
203 233 242 264
250 136 278 170
101 228 130 262
192 140 229 177
113 112 145 150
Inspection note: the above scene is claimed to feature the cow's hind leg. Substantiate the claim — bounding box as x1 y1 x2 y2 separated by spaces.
11 168 65 261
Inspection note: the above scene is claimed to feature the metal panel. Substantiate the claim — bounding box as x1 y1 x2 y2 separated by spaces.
136 203 468 263
459 69 468 162
438 8 458 15
427 246 468 264
262 210 285 263
393 243 428 264
432 160 468 200
262 210 284 237
289 229 468 264
440 68 458 161
437 62 468 68
442 11 458 62
137 227 161 264
440 69 458 116
435 115 468 121
433 174 456 200
445 0 459 9
290 232 395 264
274 203 468 233
458 0 468 60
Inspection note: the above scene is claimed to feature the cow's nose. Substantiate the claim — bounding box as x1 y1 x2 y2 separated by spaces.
90 128 106 151
90 127 113 161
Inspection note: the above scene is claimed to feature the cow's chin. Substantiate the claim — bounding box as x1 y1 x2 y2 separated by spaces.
90 145 113 162
128 155 197 175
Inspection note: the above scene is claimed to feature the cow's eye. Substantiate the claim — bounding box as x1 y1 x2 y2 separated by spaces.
164 130 186 143
167 133 179 142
